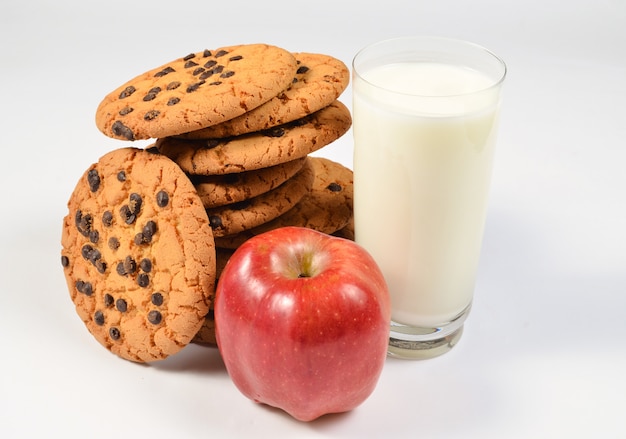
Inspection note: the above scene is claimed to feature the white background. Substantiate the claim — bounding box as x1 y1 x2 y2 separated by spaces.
1 1 625 438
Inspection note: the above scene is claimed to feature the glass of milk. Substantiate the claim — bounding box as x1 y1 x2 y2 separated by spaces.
352 36 506 359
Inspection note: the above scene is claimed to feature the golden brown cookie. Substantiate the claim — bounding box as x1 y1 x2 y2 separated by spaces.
179 52 350 139
191 157 307 208
155 100 352 175
215 157 353 249
95 44 298 141
206 158 314 237
60 147 216 362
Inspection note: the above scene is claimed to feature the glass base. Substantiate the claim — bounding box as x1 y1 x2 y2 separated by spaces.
387 304 471 360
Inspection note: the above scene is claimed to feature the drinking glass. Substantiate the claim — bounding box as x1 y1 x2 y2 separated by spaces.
352 36 506 359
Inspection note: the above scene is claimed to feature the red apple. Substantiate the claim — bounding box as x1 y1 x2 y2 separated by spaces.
215 226 391 422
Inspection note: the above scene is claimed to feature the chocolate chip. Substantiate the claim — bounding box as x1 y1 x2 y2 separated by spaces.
209 81 222 86
151 292 163 306
327 182 342 192
147 310 162 325
229 55 243 61
117 171 126 182
116 256 136 276
184 60 199 68
186 81 205 93
104 294 114 307
156 190 169 207
134 220 157 246
140 258 152 273
134 232 147 245
297 65 310 75
94 311 105 326
95 260 107 274
137 273 149 288
167 97 180 106
90 248 102 261
119 107 133 116
116 298 128 312
129 193 142 215
209 215 223 229
75 210 92 237
120 205 136 225
102 211 113 227
87 169 101 192
204 139 221 150
61 255 69 268
215 50 229 57
123 256 137 274
143 87 161 101
82 244 98 260
89 230 99 244
144 110 160 121
76 280 93 296
220 71 235 79
166 81 181 90
82 245 105 273
112 121 134 140
204 60 217 69
119 86 136 99
202 49 212 57
154 66 175 77
143 220 157 237
264 127 285 138
109 327 121 340
108 237 120 250
192 67 205 76
199 70 215 80
183 53 196 61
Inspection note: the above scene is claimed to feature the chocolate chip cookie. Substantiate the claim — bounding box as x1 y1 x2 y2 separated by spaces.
155 100 352 175
95 44 298 141
60 147 216 362
191 157 307 208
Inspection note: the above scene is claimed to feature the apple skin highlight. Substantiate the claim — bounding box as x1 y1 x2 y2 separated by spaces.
215 226 391 422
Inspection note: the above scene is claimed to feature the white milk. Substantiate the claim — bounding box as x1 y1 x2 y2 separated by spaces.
353 62 501 327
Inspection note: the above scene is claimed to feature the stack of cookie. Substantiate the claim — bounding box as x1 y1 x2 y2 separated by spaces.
62 44 355 362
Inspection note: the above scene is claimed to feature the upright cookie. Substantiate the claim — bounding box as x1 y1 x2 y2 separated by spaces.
95 44 298 141
60 147 216 363
156 100 352 175
191 156 307 208
206 158 314 237
215 157 353 249
179 52 350 139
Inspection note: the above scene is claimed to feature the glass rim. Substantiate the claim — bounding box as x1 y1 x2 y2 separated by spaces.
352 35 507 98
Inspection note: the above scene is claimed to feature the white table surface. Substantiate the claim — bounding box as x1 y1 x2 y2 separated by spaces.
2 1 625 438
